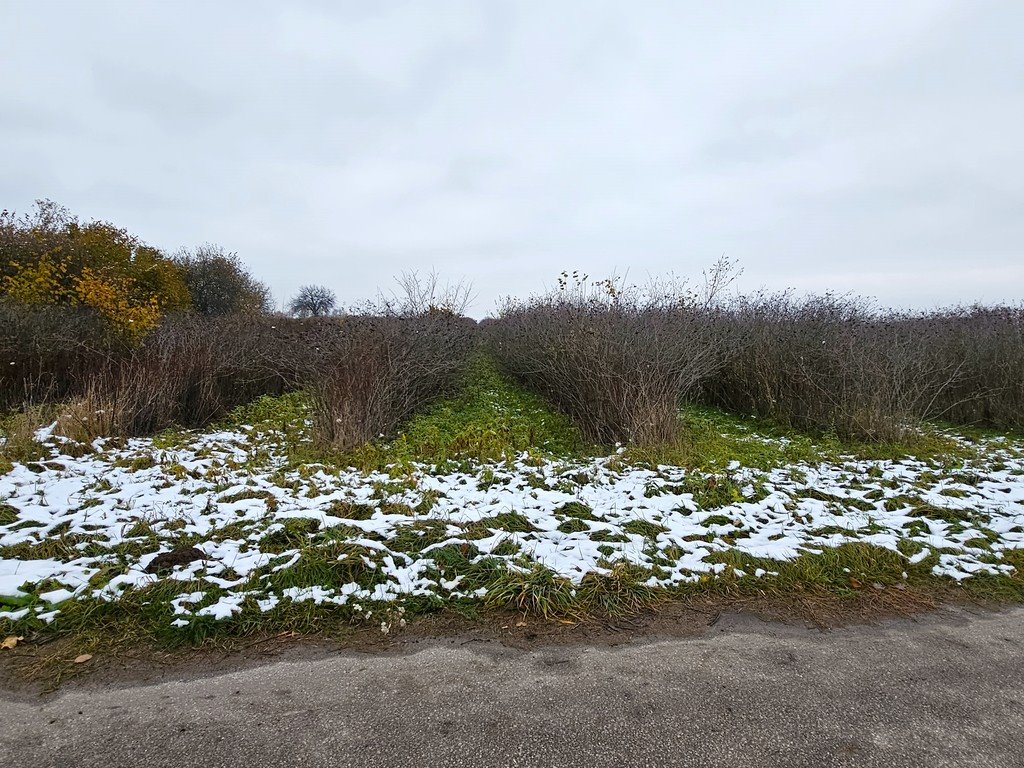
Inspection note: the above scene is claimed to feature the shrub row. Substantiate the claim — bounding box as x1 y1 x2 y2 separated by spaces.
486 284 736 445
56 315 297 439
3 278 1021 450
0 301 117 411
1 305 478 449
489 286 1024 444
915 306 1024 430
702 294 938 441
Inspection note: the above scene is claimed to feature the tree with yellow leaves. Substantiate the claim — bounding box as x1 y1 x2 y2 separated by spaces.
0 200 190 339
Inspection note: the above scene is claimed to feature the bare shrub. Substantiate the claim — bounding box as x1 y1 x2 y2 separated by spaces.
302 313 477 451
487 271 737 446
0 301 117 410
375 270 476 317
700 293 970 441
907 306 1024 430
6 247 1019 451
489 270 1022 444
298 272 478 451
57 315 301 439
34 300 476 448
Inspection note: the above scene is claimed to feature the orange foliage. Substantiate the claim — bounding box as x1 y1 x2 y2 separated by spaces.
72 267 162 339
1 255 71 305
1 201 192 340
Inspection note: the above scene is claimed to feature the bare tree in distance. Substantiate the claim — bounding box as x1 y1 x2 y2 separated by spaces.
288 285 337 317
373 270 476 317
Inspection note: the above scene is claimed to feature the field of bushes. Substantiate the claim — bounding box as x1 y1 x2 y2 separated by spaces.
2 202 1024 652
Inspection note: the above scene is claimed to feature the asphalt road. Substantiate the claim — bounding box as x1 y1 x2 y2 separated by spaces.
3 606 1023 767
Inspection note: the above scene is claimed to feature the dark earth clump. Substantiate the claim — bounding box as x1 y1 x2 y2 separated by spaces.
144 547 206 574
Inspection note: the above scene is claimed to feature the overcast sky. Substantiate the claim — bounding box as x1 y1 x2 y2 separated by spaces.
1 1 1021 315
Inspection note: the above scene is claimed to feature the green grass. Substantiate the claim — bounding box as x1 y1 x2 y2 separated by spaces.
258 517 322 553
620 403 981 472
699 543 1024 602
463 512 537 539
220 391 312 449
344 356 585 470
0 503 19 526
4 541 1024 676
483 564 582 619
154 356 588 474
931 419 1024 446
577 563 663 616
621 519 669 538
0 407 53 474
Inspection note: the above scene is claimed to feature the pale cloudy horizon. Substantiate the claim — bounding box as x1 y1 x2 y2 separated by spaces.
2 1 1022 316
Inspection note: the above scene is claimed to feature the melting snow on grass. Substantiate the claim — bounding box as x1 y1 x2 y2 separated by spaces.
2 424 1024 628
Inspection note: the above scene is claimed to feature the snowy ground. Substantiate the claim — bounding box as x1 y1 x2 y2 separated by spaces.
2 421 1024 630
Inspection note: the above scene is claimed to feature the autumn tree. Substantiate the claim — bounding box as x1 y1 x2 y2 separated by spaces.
176 245 272 316
0 200 190 338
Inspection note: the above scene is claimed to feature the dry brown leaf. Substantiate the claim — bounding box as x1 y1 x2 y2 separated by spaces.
1 635 24 650
74 653 93 664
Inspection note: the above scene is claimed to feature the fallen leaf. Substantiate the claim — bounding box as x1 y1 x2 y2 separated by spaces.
1 635 24 650
74 653 93 664
848 577 862 589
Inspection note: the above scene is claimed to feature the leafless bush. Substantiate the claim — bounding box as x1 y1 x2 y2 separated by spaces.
17 302 476 446
487 271 738 445
905 306 1024 430
0 301 117 410
6 254 1020 450
374 270 476 317
700 293 977 440
300 313 477 451
57 315 301 439
489 268 1023 444
289 273 479 452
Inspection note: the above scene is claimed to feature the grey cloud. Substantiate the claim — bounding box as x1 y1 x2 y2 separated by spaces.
1 0 1021 315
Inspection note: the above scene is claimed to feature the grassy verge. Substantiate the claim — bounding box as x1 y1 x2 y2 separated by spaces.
0 407 53 474
5 543 1023 673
